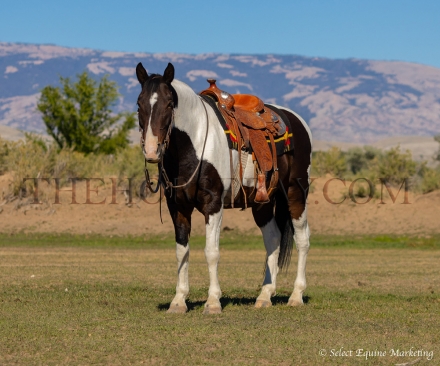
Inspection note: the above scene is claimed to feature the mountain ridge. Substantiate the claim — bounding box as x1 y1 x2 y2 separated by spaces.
1 42 439 143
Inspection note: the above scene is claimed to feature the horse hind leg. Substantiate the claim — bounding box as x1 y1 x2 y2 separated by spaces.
253 204 280 308
288 205 310 307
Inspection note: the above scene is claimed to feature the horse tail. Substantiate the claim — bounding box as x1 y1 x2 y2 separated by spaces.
275 189 294 272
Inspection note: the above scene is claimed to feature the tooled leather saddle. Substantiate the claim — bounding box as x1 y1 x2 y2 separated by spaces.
200 79 285 204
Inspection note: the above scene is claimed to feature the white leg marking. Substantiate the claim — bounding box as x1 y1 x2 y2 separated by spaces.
203 209 223 314
256 218 281 308
167 242 190 313
289 207 311 306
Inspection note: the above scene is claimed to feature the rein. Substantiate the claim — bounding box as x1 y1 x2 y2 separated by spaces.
143 96 210 195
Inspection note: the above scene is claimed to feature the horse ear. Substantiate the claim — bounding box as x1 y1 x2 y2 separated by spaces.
163 63 174 84
136 62 149 84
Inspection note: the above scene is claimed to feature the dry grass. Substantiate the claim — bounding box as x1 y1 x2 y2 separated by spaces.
0 236 439 365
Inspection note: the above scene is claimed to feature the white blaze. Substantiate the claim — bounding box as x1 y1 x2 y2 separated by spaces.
144 92 159 159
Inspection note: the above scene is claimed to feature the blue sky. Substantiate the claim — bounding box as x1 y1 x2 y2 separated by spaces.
1 0 440 68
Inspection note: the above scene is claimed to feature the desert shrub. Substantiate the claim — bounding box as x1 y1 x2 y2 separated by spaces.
345 147 366 175
114 145 145 180
347 177 379 201
346 146 383 175
435 134 440 161
371 146 417 187
2 135 147 199
113 146 148 195
313 145 426 196
5 135 56 196
312 147 347 177
418 166 440 194
0 137 11 174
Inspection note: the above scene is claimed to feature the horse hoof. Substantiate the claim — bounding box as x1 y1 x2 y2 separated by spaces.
203 304 222 314
166 304 187 314
255 299 272 308
287 299 304 307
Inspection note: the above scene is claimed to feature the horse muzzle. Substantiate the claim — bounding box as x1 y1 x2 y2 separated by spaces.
143 149 162 163
143 143 164 163
141 129 169 164
145 156 161 164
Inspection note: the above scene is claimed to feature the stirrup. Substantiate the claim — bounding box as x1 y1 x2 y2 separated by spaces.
254 173 270 204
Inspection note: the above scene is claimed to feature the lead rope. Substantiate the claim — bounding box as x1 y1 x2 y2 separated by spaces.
144 159 161 193
144 157 164 223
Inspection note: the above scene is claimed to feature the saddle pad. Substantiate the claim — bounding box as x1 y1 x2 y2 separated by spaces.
264 104 294 155
231 151 249 201
200 95 294 155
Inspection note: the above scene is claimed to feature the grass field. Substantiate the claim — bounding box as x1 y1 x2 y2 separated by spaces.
0 233 439 365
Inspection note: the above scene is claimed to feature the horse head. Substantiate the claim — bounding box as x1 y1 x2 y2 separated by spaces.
136 62 177 163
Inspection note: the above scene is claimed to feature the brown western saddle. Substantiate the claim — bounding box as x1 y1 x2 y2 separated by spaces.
200 79 284 204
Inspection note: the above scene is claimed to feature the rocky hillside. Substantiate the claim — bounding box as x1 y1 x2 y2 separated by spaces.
1 42 440 143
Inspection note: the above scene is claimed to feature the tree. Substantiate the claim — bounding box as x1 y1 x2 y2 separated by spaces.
37 72 135 154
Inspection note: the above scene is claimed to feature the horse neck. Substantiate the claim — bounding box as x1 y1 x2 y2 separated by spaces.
171 79 207 144
168 79 230 182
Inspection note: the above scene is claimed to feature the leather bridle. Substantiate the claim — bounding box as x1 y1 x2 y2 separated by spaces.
141 111 174 194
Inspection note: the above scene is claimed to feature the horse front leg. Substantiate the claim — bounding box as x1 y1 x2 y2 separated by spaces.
167 204 193 314
203 209 223 314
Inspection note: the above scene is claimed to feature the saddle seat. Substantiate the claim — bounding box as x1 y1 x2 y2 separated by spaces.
200 79 283 204
232 94 265 114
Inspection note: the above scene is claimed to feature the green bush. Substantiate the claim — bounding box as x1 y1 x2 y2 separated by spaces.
346 146 383 175
435 134 440 161
1 135 146 199
113 145 151 198
312 147 347 177
2 134 439 200
311 144 438 196
0 137 10 175
419 167 440 194
371 146 417 187
4 136 53 196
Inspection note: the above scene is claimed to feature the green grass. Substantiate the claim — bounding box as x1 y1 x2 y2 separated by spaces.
1 232 439 250
0 235 439 365
311 234 440 249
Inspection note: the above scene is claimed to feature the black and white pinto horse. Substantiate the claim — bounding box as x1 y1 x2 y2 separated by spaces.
136 62 312 314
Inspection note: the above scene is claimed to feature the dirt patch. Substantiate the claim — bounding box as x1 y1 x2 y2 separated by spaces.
0 173 439 236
